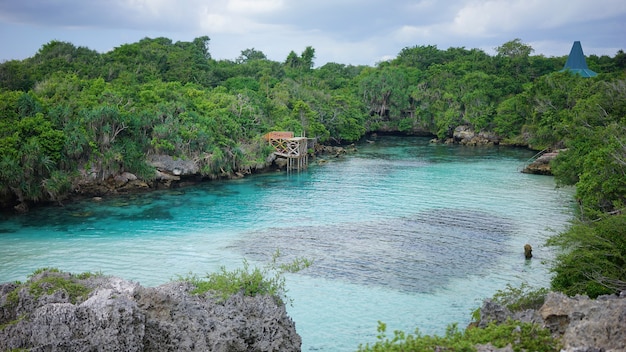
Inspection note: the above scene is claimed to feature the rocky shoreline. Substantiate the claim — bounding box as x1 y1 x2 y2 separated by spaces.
70 145 356 200
2 270 625 351
477 291 626 352
0 270 301 351
3 129 556 212
0 144 357 213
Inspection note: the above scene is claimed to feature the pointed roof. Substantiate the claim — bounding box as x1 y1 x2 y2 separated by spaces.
560 41 597 77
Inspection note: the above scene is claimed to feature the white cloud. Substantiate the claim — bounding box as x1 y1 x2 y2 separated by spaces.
226 0 285 14
450 0 542 36
393 25 435 43
449 0 626 37
0 0 624 64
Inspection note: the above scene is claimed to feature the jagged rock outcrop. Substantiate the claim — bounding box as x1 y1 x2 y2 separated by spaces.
478 291 626 352
0 271 301 352
521 151 562 175
540 292 626 352
148 155 201 181
314 144 357 157
452 125 501 146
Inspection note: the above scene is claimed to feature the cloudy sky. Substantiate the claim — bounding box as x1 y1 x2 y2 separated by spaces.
1 0 625 67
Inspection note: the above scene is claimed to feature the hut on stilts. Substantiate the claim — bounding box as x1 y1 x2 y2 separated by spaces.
263 131 311 171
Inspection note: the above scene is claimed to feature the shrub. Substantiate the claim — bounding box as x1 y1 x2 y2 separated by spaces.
548 214 626 298
181 250 312 304
470 283 549 322
491 283 549 312
357 320 559 352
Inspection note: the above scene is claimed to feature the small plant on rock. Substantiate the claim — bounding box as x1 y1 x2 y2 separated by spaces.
182 250 312 305
491 283 549 312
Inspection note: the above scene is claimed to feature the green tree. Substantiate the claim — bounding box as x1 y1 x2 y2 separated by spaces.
301 46 316 70
495 38 535 80
495 38 534 59
548 215 626 297
237 48 267 63
0 60 33 91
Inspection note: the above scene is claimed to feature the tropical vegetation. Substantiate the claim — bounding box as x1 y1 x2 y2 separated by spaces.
1 35 625 350
357 320 559 352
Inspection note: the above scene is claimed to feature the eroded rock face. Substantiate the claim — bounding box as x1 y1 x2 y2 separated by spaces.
148 155 200 180
478 291 626 352
0 271 301 352
540 292 626 352
453 125 501 146
521 151 561 175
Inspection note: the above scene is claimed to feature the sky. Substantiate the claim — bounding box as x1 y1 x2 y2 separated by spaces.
0 0 625 67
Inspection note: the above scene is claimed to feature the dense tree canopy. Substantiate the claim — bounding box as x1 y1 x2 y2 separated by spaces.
0 36 624 221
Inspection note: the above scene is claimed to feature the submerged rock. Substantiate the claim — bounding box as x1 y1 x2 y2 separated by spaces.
0 270 301 352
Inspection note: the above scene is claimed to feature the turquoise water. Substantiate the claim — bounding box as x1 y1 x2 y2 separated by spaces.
0 136 574 351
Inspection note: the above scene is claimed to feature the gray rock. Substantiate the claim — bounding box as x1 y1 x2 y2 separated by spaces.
453 125 500 146
148 155 200 177
521 150 565 175
477 291 626 352
475 343 515 352
114 171 138 185
540 292 626 352
477 299 513 328
0 271 301 352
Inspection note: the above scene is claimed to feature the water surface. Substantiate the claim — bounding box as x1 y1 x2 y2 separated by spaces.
0 136 574 351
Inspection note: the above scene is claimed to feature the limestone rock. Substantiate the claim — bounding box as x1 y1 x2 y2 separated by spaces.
149 155 200 177
0 271 301 352
114 171 138 185
453 125 500 146
453 125 476 142
522 150 564 175
539 292 626 352
475 343 515 352
477 291 626 352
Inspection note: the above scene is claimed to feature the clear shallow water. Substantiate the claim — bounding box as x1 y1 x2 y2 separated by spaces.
0 136 574 351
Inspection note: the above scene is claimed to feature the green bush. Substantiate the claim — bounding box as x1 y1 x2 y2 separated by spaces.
357 320 559 352
181 250 312 304
3 286 21 309
490 283 549 312
548 214 626 298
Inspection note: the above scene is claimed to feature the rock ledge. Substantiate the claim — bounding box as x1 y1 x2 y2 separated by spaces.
0 270 301 352
478 291 626 352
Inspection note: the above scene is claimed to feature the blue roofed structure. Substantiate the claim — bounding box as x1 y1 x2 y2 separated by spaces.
560 41 597 77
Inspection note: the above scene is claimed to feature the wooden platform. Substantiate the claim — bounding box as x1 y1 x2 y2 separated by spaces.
263 131 309 170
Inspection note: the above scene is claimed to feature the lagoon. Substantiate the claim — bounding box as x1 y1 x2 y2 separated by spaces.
0 136 575 351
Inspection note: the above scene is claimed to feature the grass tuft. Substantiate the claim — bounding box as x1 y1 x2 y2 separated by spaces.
179 250 312 305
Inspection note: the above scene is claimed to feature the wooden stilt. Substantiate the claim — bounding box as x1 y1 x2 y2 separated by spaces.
263 131 311 171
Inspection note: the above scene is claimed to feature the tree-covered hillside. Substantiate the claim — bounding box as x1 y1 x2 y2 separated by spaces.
0 37 624 223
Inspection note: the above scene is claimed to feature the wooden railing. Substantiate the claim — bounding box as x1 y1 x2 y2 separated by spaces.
263 131 309 170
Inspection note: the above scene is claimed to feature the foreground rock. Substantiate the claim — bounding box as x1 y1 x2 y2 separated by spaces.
478 291 626 352
0 271 301 352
